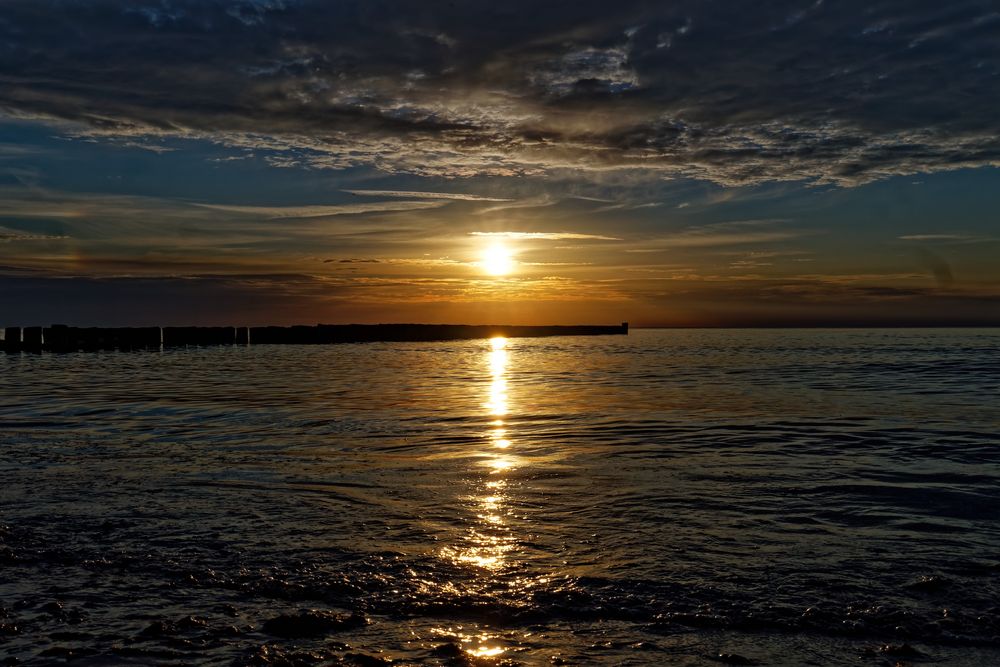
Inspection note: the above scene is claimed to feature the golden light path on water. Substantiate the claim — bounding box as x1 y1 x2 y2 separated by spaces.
437 336 521 659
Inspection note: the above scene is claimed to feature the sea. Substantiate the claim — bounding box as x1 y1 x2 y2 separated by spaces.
1 328 999 666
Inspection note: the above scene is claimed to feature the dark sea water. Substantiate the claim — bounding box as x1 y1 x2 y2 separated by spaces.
2 329 999 666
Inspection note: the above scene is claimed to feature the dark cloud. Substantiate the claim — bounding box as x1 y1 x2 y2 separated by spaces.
1 1 998 185
4 268 998 328
631 275 1000 326
0 271 337 326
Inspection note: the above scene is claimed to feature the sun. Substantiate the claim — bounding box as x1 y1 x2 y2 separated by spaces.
481 243 515 276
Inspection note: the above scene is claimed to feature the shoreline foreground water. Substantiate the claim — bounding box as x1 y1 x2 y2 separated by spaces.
1 329 998 666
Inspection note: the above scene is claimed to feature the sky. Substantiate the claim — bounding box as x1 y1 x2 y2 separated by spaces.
1 0 999 327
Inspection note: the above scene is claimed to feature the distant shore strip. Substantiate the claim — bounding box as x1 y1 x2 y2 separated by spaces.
1 323 628 352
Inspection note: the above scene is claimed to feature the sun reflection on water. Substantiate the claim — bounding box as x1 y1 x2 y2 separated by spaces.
469 645 505 658
431 626 509 661
486 340 508 417
483 456 516 473
443 336 521 575
434 336 529 658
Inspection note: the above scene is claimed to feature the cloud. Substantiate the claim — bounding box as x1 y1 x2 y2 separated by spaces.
521 261 593 266
469 231 621 241
593 201 662 213
0 226 68 242
0 143 46 158
323 257 466 267
529 45 639 95
1 1 998 185
193 201 446 218
344 190 513 201
0 187 476 278
898 233 997 243
475 195 560 215
899 234 973 241
6 265 996 328
640 220 807 248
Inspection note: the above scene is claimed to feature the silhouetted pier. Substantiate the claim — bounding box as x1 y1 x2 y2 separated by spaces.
1 323 628 352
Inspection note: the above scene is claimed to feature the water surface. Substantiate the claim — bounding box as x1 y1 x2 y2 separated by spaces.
2 329 999 665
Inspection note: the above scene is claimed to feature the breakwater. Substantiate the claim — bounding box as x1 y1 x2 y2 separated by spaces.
1 322 628 351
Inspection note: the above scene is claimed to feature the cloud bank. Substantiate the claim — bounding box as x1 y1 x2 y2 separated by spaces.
1 1 998 185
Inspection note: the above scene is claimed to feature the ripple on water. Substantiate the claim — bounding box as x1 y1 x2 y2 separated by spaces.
1 329 999 665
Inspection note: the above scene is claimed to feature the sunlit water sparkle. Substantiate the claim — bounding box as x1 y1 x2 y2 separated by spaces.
1 329 999 665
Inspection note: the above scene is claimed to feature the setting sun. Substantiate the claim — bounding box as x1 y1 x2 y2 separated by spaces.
481 243 514 276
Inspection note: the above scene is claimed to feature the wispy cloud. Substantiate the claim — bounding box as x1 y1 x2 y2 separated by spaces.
0 226 68 242
594 202 662 213
323 258 383 264
644 220 805 248
900 234 972 241
194 201 446 218
521 261 594 266
469 231 621 241
475 195 559 215
324 257 467 267
898 234 996 243
344 190 513 202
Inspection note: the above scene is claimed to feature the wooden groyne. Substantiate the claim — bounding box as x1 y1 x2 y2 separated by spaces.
1 323 628 352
